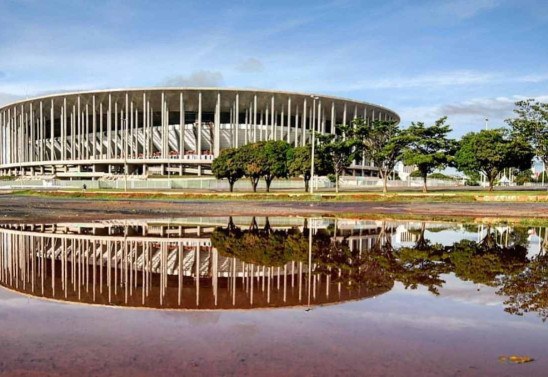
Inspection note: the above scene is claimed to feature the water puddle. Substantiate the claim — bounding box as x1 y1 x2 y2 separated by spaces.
0 216 547 376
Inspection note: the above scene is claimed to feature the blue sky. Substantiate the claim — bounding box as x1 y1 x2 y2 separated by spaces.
0 0 547 136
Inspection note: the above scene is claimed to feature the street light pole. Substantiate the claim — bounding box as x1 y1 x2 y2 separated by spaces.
309 96 318 194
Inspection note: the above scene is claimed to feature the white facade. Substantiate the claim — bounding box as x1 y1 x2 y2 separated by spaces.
0 88 399 178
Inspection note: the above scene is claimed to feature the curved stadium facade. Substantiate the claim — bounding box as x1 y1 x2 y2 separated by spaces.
0 88 399 178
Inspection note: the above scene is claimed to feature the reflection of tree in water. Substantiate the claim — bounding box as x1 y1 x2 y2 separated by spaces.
211 217 307 267
499 252 548 321
314 223 394 291
449 226 529 287
212 219 548 320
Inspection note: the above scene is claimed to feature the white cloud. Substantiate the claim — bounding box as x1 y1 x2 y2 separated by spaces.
439 0 500 19
342 71 548 91
363 70 495 89
398 94 548 135
161 71 224 87
236 58 264 73
0 92 22 106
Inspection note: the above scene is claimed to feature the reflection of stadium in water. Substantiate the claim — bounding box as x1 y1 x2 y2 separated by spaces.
0 217 397 310
1 217 546 316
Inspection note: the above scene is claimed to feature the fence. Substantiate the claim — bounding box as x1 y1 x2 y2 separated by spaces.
0 176 465 191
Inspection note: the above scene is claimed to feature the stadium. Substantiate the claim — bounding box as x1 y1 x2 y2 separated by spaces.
0 88 399 179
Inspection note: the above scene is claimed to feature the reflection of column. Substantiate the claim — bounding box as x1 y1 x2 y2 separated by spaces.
267 267 271 304
212 247 218 306
51 238 55 297
250 264 254 306
195 244 200 307
298 261 302 302
308 219 312 308
178 242 183 306
283 264 287 302
232 257 237 306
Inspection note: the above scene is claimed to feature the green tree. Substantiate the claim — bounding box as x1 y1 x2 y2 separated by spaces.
514 169 533 186
506 99 548 187
355 118 409 193
287 145 333 192
287 146 312 192
262 140 291 192
454 129 534 191
238 142 267 192
316 124 359 193
211 148 244 192
401 117 456 193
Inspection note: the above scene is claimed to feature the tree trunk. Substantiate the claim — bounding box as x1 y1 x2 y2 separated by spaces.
422 174 428 193
251 177 258 192
382 172 388 194
229 181 234 192
304 178 309 193
265 178 272 193
335 171 339 193
486 172 495 191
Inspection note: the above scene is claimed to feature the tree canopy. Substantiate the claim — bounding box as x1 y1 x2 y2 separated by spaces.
211 148 244 192
401 117 456 193
262 140 291 192
355 118 409 193
316 124 359 193
506 99 548 177
454 129 534 191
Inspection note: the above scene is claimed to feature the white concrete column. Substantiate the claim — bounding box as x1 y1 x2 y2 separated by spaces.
29 103 34 163
39 102 43 161
294 105 299 147
0 110 3 167
85 103 90 159
142 92 146 158
244 108 248 145
99 102 103 159
318 101 322 133
331 102 335 135
179 92 184 158
107 94 112 159
301 99 307 146
160 92 165 158
92 96 97 160
280 104 284 141
235 93 239 148
287 97 291 143
270 96 275 141
125 93 130 159
114 101 118 158
130 100 134 158
197 92 202 156
343 103 347 126
253 94 257 143
77 96 82 160
214 92 221 156
50 100 55 161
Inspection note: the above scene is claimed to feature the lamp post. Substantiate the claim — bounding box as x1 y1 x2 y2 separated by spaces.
309 96 319 194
